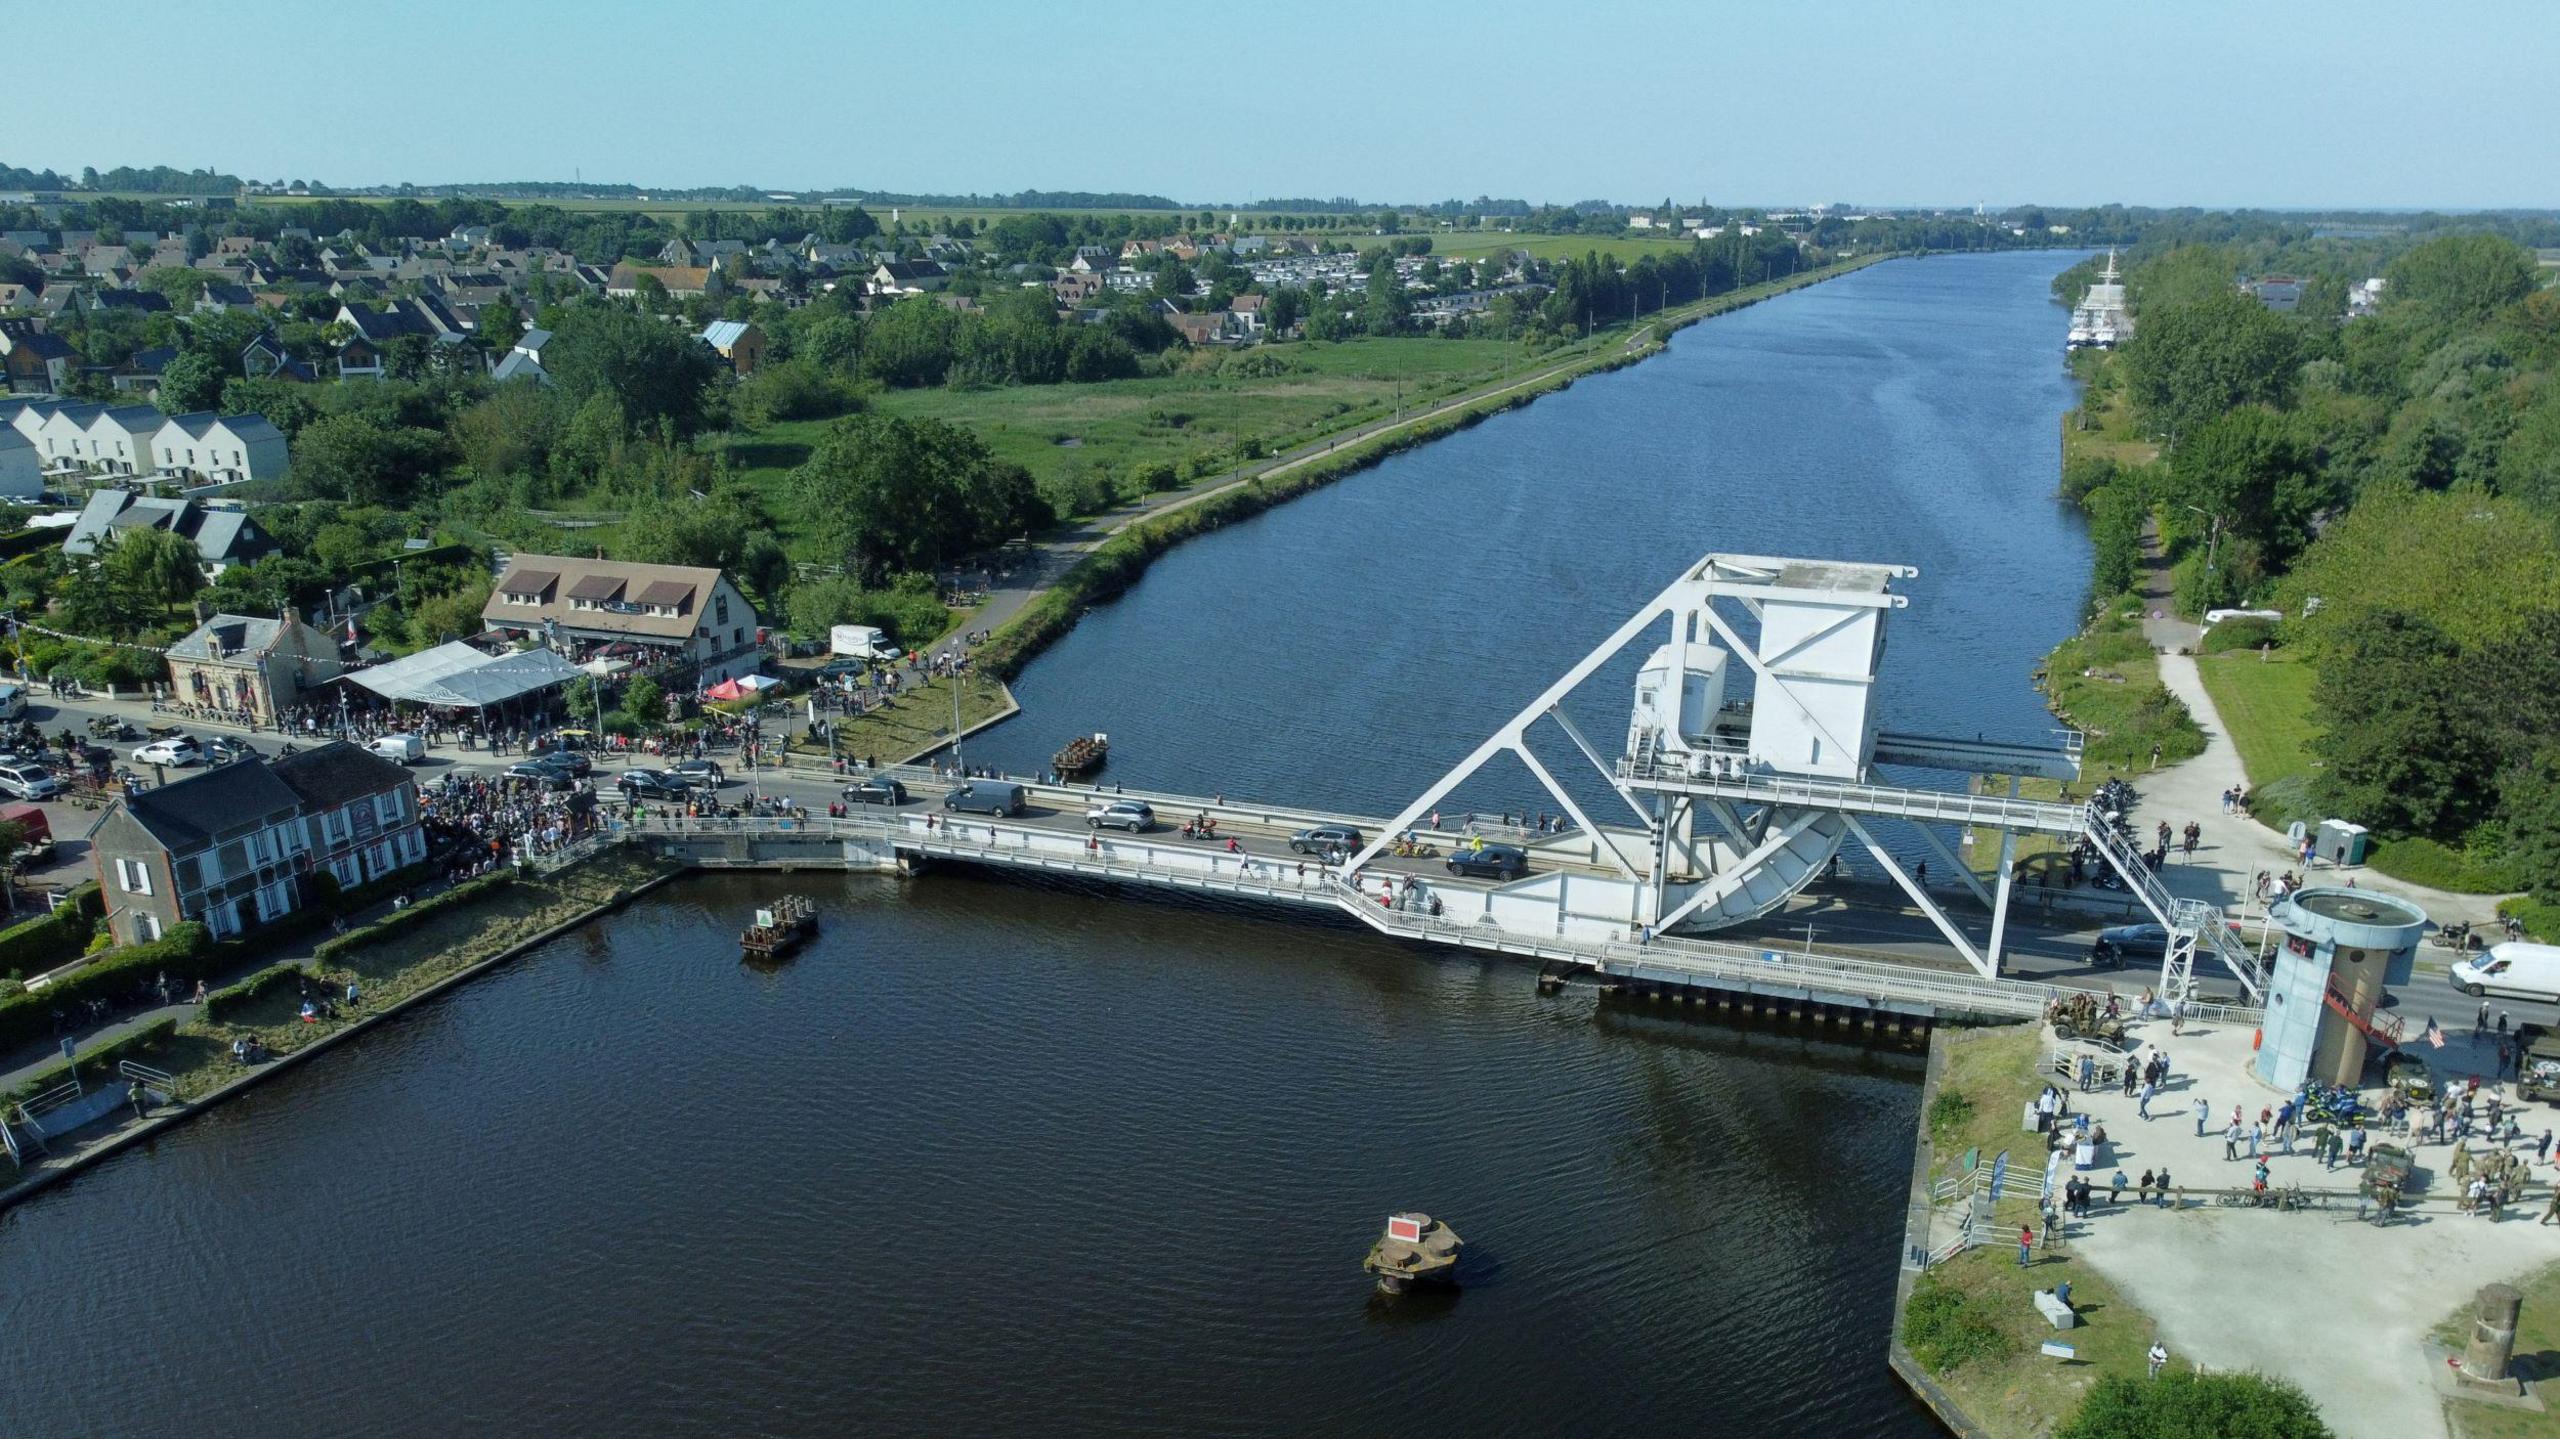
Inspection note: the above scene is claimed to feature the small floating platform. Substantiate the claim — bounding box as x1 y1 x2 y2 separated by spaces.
1053 731 1109 775
741 895 817 960
1364 1212 1463 1294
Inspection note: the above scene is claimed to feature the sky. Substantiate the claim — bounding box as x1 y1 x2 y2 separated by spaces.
8 0 2552 209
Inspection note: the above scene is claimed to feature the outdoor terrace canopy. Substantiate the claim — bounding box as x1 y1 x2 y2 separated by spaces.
344 640 586 709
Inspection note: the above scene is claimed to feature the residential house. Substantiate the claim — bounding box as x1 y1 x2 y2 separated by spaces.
164 612 345 725
480 553 764 684
0 428 36 497
1166 310 1239 346
63 490 278 574
92 760 310 944
490 327 551 385
272 742 430 893
0 282 36 311
0 327 76 392
2347 277 2386 320
111 346 178 396
150 412 291 486
31 401 105 467
1103 270 1152 295
241 331 315 382
606 262 719 300
1226 292 1265 335
212 236 258 261
332 300 467 378
84 289 172 320
870 261 947 295
196 281 256 314
696 319 768 376
1069 246 1114 270
1050 271 1106 305
2242 275 2305 312
81 403 166 473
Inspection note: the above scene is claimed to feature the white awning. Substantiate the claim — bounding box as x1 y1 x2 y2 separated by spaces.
345 640 585 708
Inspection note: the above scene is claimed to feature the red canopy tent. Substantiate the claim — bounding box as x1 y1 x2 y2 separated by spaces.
703 678 748 702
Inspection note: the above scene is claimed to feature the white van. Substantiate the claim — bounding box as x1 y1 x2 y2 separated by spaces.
369 733 426 765
0 684 25 721
2453 942 2560 1002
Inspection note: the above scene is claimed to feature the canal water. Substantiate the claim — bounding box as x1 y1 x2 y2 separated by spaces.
0 253 2087 1437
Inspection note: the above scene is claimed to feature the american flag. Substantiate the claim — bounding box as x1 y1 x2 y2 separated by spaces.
2425 1018 2446 1049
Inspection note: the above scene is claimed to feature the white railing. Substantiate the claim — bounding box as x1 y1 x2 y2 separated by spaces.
1615 754 2088 835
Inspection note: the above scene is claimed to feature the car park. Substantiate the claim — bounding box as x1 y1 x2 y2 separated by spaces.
617 770 692 801
943 780 1027 816
1086 800 1155 833
1445 843 1529 880
1289 823 1364 856
842 776 907 806
132 736 203 767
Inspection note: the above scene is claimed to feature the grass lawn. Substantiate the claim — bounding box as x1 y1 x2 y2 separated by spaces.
1928 1023 2047 1184
782 672 1014 766
2434 1259 2560 1439
2062 356 2160 470
2194 650 2321 793
1911 1243 2162 1436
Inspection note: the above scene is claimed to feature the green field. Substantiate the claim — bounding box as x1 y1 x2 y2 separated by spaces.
715 335 1561 541
2193 651 2321 792
1422 231 1717 266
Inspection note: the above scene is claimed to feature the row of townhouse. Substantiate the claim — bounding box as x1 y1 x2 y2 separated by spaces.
0 397 288 488
92 742 429 945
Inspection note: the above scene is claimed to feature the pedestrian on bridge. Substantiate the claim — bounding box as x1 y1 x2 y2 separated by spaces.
2195 1097 2210 1137
2154 1166 2173 1206
2224 1122 2242 1161
2138 1080 2156 1120
2138 1168 2155 1203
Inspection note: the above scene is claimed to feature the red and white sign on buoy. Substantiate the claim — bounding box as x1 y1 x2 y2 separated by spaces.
1387 1214 1424 1243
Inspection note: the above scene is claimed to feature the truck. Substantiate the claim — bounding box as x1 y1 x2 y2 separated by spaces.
2519 1023 2560 1103
829 624 898 660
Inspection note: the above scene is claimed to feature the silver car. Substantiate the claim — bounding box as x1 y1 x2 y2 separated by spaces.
1086 800 1155 833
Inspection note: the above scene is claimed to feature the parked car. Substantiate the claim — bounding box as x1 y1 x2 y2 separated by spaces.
2089 923 2170 969
671 758 725 787
504 759 576 791
943 780 1027 816
367 733 424 765
1086 800 1155 833
0 761 60 801
1445 843 1529 880
617 770 692 801
842 776 907 806
1290 823 1364 856
132 736 203 768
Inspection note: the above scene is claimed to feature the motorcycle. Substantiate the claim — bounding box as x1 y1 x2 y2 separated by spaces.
1390 836 1440 859
2431 921 2482 953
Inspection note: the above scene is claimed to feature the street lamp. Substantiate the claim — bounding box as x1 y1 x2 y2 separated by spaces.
2182 504 2226 578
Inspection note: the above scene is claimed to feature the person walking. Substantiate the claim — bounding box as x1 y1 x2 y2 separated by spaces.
2539 1130 2554 1163
2347 1126 2367 1166
2248 1121 2263 1159
2018 1224 2035 1268
2224 1121 2242 1161
2195 1096 2211 1138
2138 1080 2156 1120
2148 1341 2170 1379
2478 1001 2493 1036
2542 1188 2560 1227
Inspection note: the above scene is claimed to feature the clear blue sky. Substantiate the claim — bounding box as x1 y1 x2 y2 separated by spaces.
13 0 2550 208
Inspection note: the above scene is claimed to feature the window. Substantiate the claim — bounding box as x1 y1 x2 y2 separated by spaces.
116 857 154 896
716 595 730 625
134 912 162 942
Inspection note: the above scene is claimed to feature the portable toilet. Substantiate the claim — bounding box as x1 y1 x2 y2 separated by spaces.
2317 819 2371 867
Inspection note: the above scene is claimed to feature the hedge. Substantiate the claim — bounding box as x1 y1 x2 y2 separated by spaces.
202 962 311 1023
2500 895 2560 943
1 1015 181 1105
0 922 212 1057
2365 836 2524 895
2198 615 2283 655
313 872 514 964
0 882 104 982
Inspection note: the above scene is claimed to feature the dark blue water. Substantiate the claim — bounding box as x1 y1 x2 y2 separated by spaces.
0 253 2085 1439
972 252 2090 816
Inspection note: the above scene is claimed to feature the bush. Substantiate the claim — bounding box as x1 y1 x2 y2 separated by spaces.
2499 894 2560 941
2198 616 2282 655
313 873 514 964
2365 836 2524 894
2058 1371 2332 1439
1900 1278 2015 1374
0 882 104 981
1926 1088 1975 1143
203 962 311 1022
0 922 213 1056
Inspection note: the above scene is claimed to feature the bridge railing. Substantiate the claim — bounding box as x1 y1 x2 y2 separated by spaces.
1614 755 2086 834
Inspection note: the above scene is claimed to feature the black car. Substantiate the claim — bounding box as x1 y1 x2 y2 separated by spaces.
842 776 907 806
1290 823 1364 856
504 759 576 791
534 749 592 777
2090 923 2170 969
1446 843 1529 881
617 770 691 800
206 736 259 764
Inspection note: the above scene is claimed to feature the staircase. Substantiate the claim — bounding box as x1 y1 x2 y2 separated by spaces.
2324 981 2405 1049
2081 803 2266 999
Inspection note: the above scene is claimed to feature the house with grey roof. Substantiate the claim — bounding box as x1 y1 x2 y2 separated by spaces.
490 327 551 385
150 412 289 487
0 428 36 497
91 758 310 944
166 611 344 728
63 490 278 574
271 742 430 892
82 403 166 475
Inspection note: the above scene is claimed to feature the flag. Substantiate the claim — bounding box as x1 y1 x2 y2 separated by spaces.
2425 1019 2445 1049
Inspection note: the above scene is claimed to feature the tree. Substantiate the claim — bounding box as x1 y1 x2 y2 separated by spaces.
2308 609 2494 838
137 266 208 307
477 298 525 349
544 301 721 435
1361 254 1411 336
2120 290 2301 439
2387 234 2537 325
291 413 449 505
2059 1371 2330 1439
404 573 491 651
1263 286 1305 336
620 676 664 730
789 414 1047 582
105 526 206 610
155 349 229 413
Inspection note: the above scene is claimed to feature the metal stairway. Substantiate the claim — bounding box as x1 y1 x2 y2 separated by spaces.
2080 803 2266 999
1672 810 1850 929
2323 981 2405 1049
